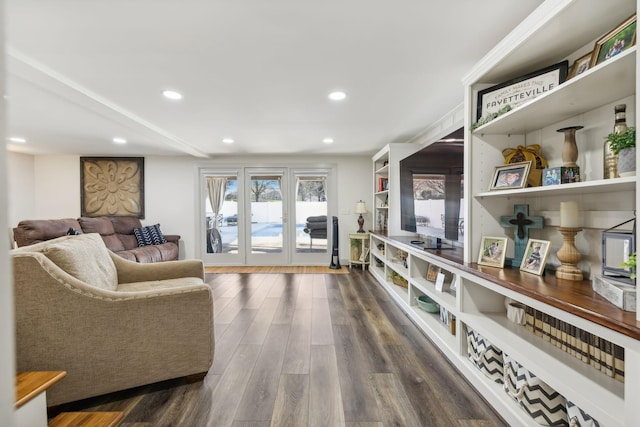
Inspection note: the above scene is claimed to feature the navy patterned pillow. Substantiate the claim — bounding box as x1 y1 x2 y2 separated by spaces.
133 224 167 246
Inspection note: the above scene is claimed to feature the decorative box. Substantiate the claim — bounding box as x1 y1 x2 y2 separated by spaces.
503 144 548 187
542 166 580 185
592 275 637 312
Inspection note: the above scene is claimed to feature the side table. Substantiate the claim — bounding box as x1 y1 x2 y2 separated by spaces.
349 232 370 270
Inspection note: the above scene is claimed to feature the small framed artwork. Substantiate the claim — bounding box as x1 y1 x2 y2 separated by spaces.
567 51 593 79
591 14 637 68
520 239 551 276
488 161 532 191
477 236 508 268
426 264 440 281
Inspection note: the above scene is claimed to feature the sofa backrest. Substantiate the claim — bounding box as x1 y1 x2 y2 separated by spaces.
109 216 143 250
13 218 82 247
13 233 118 291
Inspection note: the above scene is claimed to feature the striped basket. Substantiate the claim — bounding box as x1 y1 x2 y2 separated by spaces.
466 328 504 384
516 366 568 426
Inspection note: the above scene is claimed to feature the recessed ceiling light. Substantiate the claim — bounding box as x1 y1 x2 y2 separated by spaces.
222 138 235 144
162 90 183 100
8 137 26 143
112 137 127 144
328 91 346 101
322 138 334 144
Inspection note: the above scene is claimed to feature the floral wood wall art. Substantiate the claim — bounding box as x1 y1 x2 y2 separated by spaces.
80 157 145 218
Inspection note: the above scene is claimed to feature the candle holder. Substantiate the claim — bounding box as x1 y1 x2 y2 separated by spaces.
556 227 584 281
557 126 584 167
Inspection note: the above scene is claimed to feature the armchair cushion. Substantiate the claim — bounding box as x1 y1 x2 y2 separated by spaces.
39 233 118 291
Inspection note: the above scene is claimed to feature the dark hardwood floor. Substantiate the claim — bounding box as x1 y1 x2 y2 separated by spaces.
51 270 507 427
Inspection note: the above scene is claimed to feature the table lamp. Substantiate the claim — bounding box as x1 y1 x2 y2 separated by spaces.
355 201 367 233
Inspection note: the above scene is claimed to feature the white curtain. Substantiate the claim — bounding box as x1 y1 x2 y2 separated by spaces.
206 177 228 229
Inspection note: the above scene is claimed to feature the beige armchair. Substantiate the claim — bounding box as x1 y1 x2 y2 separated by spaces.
11 233 214 406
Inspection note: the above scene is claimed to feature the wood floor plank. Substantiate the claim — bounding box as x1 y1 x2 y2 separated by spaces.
242 274 277 309
309 345 345 427
208 344 263 427
241 297 281 345
345 423 384 427
332 324 380 422
311 294 334 345
271 278 300 325
270 374 309 427
346 308 393 374
211 309 258 374
295 276 314 310
312 274 328 299
281 309 312 374
369 373 422 427
234 324 291 422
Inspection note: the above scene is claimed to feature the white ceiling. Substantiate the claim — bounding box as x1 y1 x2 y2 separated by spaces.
5 0 544 158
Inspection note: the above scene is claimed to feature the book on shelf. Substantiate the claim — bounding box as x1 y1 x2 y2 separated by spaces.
614 344 625 382
525 306 535 333
602 339 614 378
534 310 543 337
377 177 388 192
549 316 558 347
579 328 590 364
588 334 601 371
559 320 568 352
542 313 551 342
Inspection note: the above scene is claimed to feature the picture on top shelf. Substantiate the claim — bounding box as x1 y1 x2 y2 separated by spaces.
475 60 568 121
591 13 637 67
488 161 531 191
567 51 593 79
520 238 551 276
477 236 508 268
426 264 441 281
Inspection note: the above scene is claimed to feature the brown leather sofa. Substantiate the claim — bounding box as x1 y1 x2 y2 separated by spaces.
13 216 180 263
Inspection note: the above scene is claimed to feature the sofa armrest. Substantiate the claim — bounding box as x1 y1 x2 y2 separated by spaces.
110 252 204 283
164 234 180 244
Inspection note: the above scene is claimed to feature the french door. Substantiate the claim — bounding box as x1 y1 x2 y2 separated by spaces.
200 166 332 265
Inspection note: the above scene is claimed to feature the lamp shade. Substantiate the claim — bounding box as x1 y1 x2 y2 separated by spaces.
355 201 367 214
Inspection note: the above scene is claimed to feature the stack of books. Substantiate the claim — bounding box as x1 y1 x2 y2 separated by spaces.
524 306 624 382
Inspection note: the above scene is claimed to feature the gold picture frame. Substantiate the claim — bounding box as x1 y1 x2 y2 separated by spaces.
520 238 551 276
80 157 145 218
567 51 593 79
477 236 508 268
489 161 532 191
591 13 637 68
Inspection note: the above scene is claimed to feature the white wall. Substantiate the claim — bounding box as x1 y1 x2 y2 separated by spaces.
7 152 34 227
7 153 373 263
1 0 17 423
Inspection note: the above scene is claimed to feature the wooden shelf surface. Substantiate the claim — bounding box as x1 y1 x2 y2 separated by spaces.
15 371 67 408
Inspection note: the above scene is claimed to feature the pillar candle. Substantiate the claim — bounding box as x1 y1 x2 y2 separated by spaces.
560 201 579 227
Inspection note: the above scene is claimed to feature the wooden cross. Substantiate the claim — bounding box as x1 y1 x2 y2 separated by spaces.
500 204 544 267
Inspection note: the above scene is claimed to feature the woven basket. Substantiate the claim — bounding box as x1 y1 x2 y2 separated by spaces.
392 276 408 288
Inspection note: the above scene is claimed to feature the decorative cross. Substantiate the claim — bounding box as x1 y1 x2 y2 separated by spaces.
500 204 544 267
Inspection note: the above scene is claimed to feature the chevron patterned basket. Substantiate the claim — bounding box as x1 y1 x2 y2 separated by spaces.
466 327 504 384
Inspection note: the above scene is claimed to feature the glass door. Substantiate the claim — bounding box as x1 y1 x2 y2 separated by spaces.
291 171 329 264
245 169 287 265
202 171 242 265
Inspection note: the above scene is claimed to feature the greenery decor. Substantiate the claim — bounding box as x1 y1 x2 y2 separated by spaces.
471 105 512 130
621 252 636 279
606 127 636 155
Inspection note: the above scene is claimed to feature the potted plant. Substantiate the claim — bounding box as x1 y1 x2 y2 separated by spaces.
606 127 636 176
621 252 636 280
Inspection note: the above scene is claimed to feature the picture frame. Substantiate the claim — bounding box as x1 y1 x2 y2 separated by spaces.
426 264 441 281
520 238 551 276
477 236 508 268
567 51 593 79
476 61 569 121
80 157 145 218
488 161 532 191
591 14 637 68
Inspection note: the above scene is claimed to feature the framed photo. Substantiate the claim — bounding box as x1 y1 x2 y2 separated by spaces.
476 61 568 121
488 161 532 191
520 239 551 276
80 157 145 218
477 236 508 268
567 51 593 79
426 264 440 281
591 14 637 68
